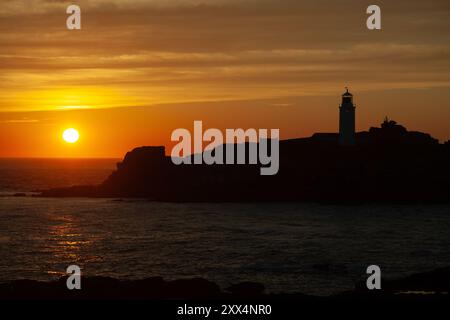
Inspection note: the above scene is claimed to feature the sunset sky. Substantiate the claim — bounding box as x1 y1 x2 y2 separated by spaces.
1 0 450 158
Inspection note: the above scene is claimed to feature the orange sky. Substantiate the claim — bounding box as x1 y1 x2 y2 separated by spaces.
1 0 450 158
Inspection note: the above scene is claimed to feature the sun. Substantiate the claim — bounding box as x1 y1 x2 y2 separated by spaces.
62 128 79 143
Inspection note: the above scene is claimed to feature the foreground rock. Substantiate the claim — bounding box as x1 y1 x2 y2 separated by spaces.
1 268 449 300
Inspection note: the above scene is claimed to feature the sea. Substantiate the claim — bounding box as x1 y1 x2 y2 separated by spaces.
0 158 449 296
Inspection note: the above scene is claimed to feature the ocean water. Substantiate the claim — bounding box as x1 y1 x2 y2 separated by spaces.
0 159 449 296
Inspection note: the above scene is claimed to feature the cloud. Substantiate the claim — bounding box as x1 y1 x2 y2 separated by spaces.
0 0 256 16
1 118 40 123
0 0 450 111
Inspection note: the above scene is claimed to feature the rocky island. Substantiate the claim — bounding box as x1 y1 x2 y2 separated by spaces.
40 119 450 203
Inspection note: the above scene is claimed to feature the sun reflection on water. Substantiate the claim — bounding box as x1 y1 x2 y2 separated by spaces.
44 213 103 276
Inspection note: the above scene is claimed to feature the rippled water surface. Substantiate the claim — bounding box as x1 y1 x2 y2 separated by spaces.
0 159 449 295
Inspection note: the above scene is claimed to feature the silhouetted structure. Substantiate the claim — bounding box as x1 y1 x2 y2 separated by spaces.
339 88 356 146
357 117 439 145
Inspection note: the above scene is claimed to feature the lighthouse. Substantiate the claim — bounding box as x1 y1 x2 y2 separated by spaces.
339 88 356 146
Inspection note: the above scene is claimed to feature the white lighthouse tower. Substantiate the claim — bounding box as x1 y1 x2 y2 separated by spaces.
339 87 356 146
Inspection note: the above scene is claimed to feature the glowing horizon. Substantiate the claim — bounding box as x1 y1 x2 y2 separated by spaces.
1 0 450 157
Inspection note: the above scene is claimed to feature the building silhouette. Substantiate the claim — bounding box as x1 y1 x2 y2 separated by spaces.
339 88 356 146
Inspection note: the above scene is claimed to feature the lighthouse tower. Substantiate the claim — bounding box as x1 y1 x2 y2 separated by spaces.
339 88 356 146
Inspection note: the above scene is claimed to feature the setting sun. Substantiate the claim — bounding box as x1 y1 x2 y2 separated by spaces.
63 128 80 143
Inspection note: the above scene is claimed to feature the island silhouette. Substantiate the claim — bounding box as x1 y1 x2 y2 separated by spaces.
36 90 450 202
39 119 450 203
